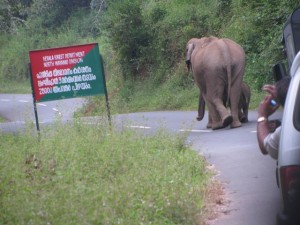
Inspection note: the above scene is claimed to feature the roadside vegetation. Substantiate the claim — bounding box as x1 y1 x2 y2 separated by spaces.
0 121 217 225
1 0 298 113
0 0 298 224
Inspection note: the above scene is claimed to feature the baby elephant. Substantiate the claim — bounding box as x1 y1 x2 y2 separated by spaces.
238 82 251 123
224 82 250 123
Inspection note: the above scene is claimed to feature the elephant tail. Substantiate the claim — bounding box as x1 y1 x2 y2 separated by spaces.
197 93 205 121
220 39 232 107
226 59 232 108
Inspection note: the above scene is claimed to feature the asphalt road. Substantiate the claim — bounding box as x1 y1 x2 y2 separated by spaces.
0 93 85 133
0 94 283 225
113 110 283 225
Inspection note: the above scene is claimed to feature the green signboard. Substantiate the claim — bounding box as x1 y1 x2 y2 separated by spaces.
29 43 105 102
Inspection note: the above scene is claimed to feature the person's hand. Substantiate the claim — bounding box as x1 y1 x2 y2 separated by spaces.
258 95 280 118
262 84 277 99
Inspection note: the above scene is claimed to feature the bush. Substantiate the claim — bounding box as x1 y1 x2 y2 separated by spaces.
1 0 299 108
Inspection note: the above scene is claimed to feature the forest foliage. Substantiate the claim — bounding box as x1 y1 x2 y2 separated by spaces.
1 0 299 111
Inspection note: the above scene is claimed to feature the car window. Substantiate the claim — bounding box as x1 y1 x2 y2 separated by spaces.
293 82 300 131
286 34 296 67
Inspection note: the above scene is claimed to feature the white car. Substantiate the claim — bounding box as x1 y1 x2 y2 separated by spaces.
277 51 300 224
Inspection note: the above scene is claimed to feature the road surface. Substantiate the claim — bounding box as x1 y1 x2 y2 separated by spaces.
0 93 85 133
0 94 283 225
113 110 283 225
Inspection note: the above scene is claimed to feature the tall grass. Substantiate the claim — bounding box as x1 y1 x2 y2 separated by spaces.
0 80 31 94
0 121 212 225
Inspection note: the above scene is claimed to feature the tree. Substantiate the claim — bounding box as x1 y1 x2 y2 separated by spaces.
0 0 30 33
28 0 91 29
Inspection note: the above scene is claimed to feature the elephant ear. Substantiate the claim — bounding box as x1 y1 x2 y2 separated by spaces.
186 43 194 72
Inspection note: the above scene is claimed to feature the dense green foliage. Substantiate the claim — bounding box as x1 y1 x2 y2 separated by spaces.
1 2 299 223
99 0 298 87
1 0 300 112
0 122 212 224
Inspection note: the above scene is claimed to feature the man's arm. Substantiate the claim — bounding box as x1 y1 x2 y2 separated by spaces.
257 95 280 155
257 117 270 154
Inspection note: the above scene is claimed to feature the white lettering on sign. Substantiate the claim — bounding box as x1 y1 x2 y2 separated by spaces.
55 60 68 66
54 54 64 60
43 55 54 61
37 70 53 79
53 85 71 93
53 68 72 76
34 49 101 97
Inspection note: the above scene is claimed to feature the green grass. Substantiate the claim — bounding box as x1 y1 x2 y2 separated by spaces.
0 121 212 225
0 80 31 94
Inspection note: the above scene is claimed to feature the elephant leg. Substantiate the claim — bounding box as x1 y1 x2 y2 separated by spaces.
210 88 233 128
197 92 205 121
214 99 232 128
238 96 247 122
207 111 213 128
241 103 249 123
239 110 246 123
241 113 248 123
241 83 251 123
230 107 242 128
204 79 232 129
230 83 243 128
200 93 212 128
206 99 226 130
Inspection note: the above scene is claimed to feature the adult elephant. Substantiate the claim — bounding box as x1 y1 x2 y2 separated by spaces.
186 36 246 129
197 81 251 125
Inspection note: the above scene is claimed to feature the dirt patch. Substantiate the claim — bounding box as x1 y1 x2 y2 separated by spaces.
202 164 232 225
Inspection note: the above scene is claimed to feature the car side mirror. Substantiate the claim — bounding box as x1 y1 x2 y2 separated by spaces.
273 63 287 81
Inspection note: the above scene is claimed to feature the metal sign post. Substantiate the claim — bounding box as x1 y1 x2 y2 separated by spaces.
28 63 40 132
100 54 111 125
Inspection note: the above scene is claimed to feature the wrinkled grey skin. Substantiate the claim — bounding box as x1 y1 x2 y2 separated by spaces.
186 36 246 129
197 81 251 125
238 82 251 123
